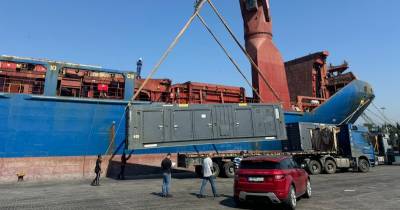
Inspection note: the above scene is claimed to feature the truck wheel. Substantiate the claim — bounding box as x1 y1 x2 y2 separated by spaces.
358 159 370 173
223 162 235 178
212 162 220 177
283 185 296 210
195 165 203 177
324 160 337 174
308 160 322 175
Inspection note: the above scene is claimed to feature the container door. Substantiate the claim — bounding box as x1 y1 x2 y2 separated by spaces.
234 108 253 137
253 107 266 136
252 106 277 137
172 110 193 141
142 110 164 143
193 110 213 140
214 105 232 138
264 106 277 137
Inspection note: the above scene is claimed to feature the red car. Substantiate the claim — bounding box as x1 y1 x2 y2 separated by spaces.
234 156 311 210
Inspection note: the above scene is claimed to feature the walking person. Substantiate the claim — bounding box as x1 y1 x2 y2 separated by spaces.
118 152 131 180
233 151 245 170
161 153 173 197
91 155 102 186
198 153 219 198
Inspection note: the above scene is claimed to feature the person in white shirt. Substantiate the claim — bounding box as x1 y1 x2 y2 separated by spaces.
198 153 219 198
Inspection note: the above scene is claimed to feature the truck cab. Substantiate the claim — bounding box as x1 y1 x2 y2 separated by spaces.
284 122 375 175
338 124 375 168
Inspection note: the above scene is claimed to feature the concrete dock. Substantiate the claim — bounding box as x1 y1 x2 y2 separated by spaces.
0 166 399 210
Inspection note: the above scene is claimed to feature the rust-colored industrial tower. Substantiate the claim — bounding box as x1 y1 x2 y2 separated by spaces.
239 0 291 109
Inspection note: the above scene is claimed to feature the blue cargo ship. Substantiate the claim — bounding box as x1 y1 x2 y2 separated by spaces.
0 56 374 182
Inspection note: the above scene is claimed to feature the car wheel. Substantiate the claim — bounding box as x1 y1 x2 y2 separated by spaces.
324 160 337 174
303 180 311 198
283 186 296 210
358 159 370 173
223 162 235 178
308 160 322 175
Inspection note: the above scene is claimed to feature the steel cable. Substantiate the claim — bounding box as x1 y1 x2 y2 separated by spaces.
206 0 282 102
196 14 264 102
131 0 207 101
104 0 207 158
371 102 396 125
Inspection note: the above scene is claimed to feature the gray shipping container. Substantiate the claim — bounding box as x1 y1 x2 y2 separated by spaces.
127 103 287 149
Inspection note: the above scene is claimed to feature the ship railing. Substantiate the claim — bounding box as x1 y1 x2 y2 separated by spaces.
57 83 125 100
0 75 44 95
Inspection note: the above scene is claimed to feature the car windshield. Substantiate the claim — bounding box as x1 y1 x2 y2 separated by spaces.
240 160 280 169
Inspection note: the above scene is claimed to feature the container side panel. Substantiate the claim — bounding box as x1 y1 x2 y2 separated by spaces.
193 110 213 140
234 108 253 137
142 111 164 143
172 110 193 141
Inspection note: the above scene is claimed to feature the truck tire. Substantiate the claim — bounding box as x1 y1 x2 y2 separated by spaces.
212 162 220 177
358 159 370 173
223 162 235 178
324 160 337 174
195 165 203 177
308 160 322 175
283 185 297 210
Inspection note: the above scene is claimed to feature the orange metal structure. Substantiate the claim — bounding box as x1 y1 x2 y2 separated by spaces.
0 61 46 94
170 81 246 104
0 60 127 99
58 68 125 99
134 78 172 102
239 0 291 109
285 51 356 111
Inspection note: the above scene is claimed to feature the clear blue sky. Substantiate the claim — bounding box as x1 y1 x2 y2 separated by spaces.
1 0 398 123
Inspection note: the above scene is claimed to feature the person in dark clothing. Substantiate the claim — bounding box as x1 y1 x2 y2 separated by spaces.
118 152 131 180
91 155 102 186
161 153 173 197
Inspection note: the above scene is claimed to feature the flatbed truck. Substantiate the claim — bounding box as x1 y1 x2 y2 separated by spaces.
177 123 375 177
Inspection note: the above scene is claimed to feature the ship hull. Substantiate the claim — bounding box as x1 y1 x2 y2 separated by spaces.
0 80 374 182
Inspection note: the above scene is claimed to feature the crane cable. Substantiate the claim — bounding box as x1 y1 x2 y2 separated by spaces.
360 113 376 125
371 102 395 125
132 0 207 101
365 108 393 126
196 13 264 102
206 0 282 102
104 0 207 158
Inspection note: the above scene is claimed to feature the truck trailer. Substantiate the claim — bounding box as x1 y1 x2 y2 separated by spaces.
176 123 375 177
127 100 375 178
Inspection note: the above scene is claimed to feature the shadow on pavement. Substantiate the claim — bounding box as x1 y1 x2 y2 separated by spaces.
189 192 229 198
151 192 164 197
106 160 199 180
219 196 285 210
